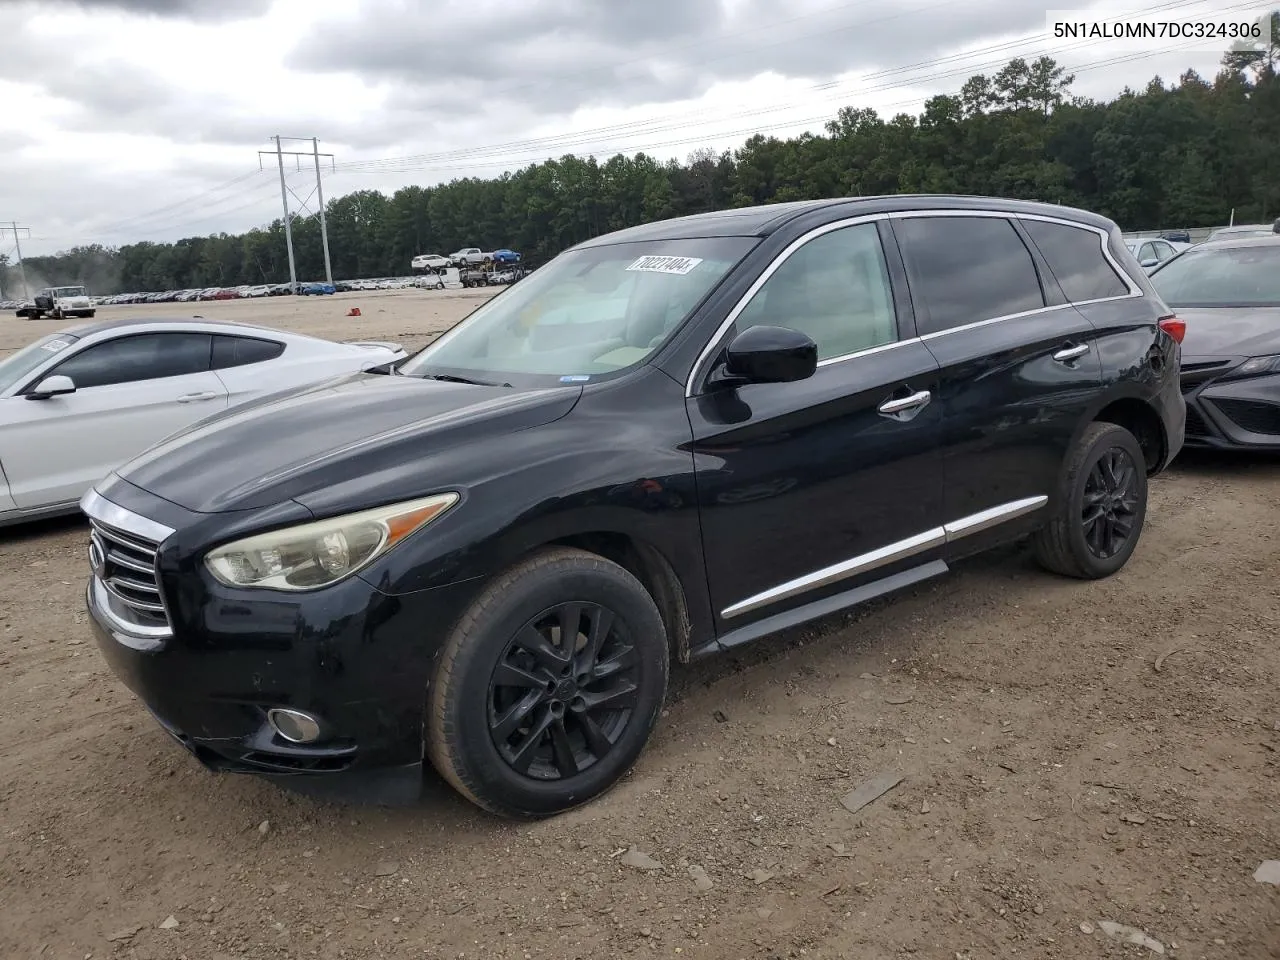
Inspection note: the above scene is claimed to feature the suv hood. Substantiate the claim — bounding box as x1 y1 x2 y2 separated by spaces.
1177 306 1280 358
116 372 581 513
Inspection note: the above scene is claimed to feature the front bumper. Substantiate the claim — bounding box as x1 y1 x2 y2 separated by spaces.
82 484 483 803
1181 364 1280 451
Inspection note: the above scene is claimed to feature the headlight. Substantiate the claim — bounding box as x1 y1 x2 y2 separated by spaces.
1224 355 1280 380
204 492 459 591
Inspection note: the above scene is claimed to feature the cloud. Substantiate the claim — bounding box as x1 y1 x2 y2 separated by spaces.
45 0 272 21
39 61 176 119
288 0 1052 116
0 0 1241 257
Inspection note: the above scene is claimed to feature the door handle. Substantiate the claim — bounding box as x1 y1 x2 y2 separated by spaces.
877 389 932 418
176 391 219 403
1052 343 1090 363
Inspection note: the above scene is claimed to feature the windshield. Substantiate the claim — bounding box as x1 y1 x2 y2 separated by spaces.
399 236 758 386
0 334 79 393
1149 244 1280 308
54 286 86 297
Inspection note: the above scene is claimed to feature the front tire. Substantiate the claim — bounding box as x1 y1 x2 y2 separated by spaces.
427 547 668 818
1033 421 1148 579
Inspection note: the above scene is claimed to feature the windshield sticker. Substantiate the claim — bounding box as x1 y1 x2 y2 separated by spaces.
39 339 71 352
625 255 704 276
559 374 591 383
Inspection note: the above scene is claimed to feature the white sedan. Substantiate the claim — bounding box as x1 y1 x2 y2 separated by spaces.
0 318 406 526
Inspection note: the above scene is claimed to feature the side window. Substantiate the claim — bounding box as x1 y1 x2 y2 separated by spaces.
1021 219 1129 302
894 216 1045 335
1138 243 1156 263
734 222 897 362
45 333 211 390
1154 241 1175 261
212 335 285 369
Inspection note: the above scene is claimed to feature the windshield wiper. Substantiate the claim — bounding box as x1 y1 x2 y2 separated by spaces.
425 373 512 388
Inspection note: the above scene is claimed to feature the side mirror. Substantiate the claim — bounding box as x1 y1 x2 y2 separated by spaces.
715 325 818 387
1140 258 1158 268
27 375 77 400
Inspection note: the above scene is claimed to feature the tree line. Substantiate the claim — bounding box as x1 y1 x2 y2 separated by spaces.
4 35 1278 297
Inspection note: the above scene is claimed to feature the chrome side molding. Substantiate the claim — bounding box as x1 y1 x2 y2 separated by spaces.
721 495 1048 619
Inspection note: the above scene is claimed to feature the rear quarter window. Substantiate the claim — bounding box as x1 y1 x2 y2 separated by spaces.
1020 220 1130 302
212 335 285 368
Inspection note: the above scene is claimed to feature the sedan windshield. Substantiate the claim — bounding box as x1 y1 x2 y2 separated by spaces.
1150 244 1280 308
399 236 758 387
0 333 79 394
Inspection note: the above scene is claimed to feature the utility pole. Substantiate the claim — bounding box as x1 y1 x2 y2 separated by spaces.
1 221 31 298
272 136 298 295
313 137 333 285
257 137 335 293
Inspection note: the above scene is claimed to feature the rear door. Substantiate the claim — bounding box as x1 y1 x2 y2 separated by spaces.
687 217 946 632
0 332 227 508
888 212 1104 552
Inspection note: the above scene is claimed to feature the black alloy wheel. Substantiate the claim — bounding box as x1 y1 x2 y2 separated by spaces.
1033 420 1149 580
488 602 638 780
427 547 668 818
1080 446 1140 560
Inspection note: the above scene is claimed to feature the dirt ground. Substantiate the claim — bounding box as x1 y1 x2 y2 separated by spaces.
2 292 1278 960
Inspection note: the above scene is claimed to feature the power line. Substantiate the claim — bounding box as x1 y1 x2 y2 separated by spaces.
95 170 266 236
332 0 1218 174
52 0 1217 245
330 33 1239 181
33 0 1245 248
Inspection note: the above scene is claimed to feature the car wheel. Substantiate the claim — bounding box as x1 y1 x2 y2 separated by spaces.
426 547 668 818
1033 421 1148 580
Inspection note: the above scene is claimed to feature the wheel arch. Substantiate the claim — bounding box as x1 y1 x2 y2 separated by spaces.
1092 396 1168 473
508 530 697 665
1071 387 1169 474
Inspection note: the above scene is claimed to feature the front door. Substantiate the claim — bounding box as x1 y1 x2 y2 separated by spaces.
686 218 946 633
0 332 227 508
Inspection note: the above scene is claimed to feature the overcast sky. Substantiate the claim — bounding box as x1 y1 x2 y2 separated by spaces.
0 0 1247 258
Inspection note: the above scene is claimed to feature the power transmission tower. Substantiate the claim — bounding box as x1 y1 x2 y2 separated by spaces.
258 137 335 294
1 221 31 299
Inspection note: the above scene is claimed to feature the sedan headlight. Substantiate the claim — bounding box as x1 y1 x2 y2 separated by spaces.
1224 355 1280 380
205 493 459 591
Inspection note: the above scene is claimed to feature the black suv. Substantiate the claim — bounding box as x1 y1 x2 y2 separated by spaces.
82 196 1185 818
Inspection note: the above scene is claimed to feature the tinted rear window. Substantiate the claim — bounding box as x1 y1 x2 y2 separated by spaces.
212 335 285 368
894 216 1045 335
1021 220 1130 302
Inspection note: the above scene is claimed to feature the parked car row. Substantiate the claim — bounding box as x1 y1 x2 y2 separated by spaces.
413 248 522 271
13 275 460 310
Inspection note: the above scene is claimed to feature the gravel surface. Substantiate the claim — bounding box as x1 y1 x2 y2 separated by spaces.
2 291 1278 959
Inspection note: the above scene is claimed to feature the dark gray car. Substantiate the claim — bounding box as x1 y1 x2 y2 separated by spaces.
1149 236 1280 450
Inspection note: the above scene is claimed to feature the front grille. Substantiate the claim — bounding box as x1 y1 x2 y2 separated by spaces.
1180 359 1236 392
1213 398 1280 437
1184 405 1210 438
90 519 170 632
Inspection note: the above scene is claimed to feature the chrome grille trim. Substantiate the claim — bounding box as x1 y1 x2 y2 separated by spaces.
80 489 176 639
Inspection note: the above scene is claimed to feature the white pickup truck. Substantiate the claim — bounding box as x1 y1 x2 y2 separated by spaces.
16 286 95 320
448 247 493 267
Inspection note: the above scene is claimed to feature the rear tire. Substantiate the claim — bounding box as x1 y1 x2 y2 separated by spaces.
1033 421 1148 580
426 547 668 819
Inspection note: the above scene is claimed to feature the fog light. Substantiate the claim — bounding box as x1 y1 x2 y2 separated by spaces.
267 708 322 743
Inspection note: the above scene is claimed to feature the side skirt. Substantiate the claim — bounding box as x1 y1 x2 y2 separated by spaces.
690 560 948 659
